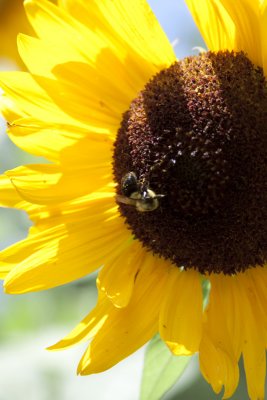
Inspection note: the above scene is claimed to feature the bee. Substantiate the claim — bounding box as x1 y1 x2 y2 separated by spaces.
116 172 164 212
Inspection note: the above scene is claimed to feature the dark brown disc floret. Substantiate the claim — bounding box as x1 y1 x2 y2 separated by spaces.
113 50 267 275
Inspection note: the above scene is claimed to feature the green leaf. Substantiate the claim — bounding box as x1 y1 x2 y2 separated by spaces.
202 278 211 308
140 334 192 400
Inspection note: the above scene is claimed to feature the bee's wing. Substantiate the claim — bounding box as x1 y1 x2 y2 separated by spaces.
116 195 137 206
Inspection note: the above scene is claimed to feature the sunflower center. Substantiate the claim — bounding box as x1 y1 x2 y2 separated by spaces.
113 51 267 275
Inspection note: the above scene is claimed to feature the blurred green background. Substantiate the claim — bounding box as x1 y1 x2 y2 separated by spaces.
0 1 262 399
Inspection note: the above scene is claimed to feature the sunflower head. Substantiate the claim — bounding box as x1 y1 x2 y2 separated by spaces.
114 49 267 275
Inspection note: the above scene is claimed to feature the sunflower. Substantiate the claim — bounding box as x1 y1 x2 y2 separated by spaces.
0 0 267 399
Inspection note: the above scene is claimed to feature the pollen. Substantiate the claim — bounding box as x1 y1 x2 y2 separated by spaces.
113 51 267 274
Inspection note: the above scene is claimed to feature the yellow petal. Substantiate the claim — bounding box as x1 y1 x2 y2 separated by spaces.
5 162 112 204
0 174 41 230
243 335 266 400
242 269 267 331
199 274 240 399
78 254 169 374
48 294 112 351
24 0 104 63
0 173 115 230
260 1 267 76
2 199 129 292
97 239 146 308
237 271 266 400
18 34 137 110
184 0 235 52
58 0 176 69
0 94 27 122
33 68 125 127
18 33 69 78
0 69 121 136
0 174 24 208
0 0 32 68
28 190 116 229
5 118 112 164
24 0 175 110
159 268 203 355
200 336 237 397
247 267 267 344
0 71 75 124
221 0 262 67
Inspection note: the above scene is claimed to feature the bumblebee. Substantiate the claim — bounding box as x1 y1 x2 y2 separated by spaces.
116 172 164 212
